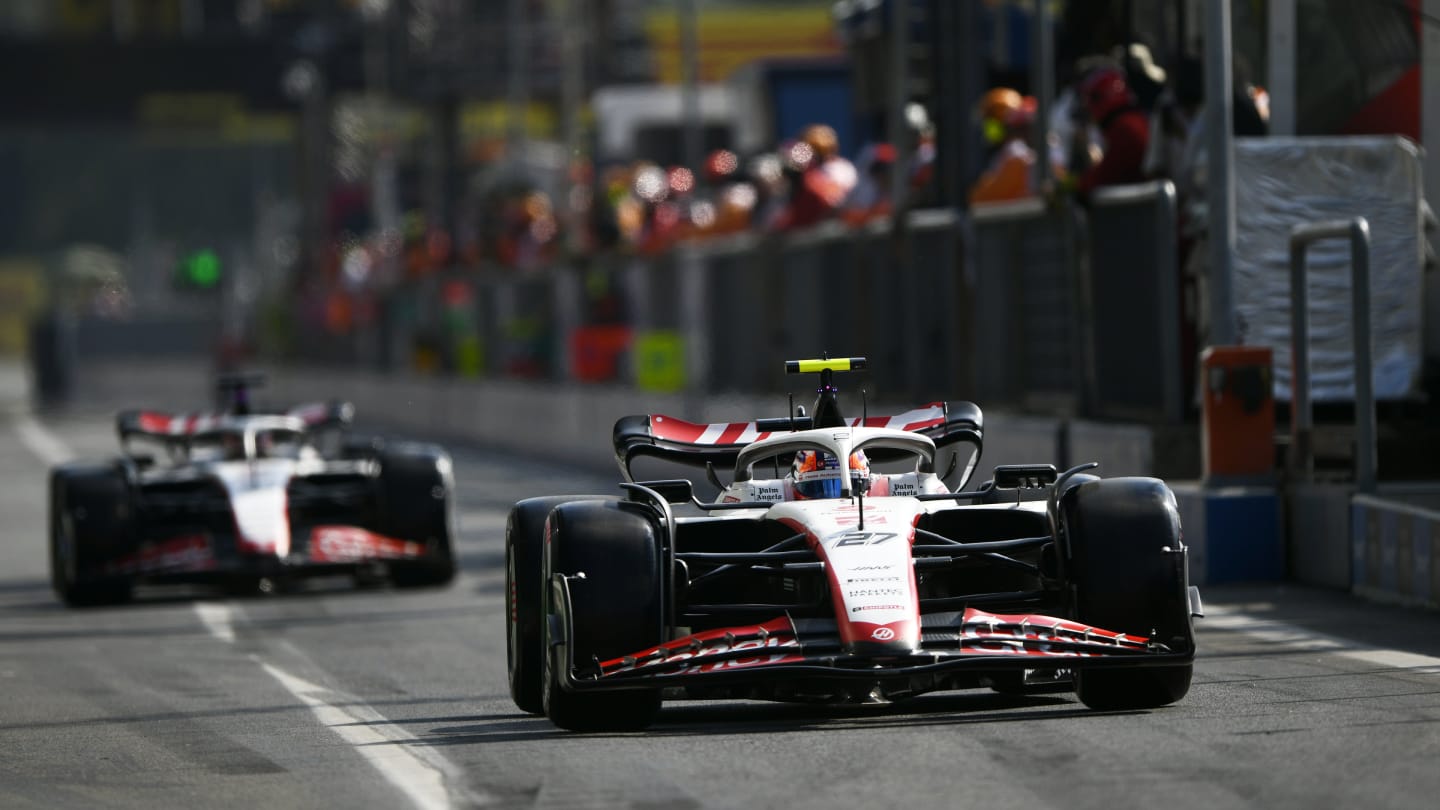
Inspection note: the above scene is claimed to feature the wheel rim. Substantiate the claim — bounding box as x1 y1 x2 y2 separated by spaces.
55 491 78 588
540 600 555 717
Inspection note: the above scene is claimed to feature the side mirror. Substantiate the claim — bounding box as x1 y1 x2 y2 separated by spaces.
632 479 695 505
992 464 1058 489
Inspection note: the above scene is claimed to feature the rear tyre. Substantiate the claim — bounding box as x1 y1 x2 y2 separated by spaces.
543 500 663 732
50 466 135 607
377 444 456 588
1061 477 1194 710
506 495 610 715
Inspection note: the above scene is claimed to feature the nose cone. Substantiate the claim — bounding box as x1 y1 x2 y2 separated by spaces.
774 497 927 655
842 619 919 654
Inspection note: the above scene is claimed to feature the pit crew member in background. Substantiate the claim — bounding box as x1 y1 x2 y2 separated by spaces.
1075 66 1151 197
968 88 1066 205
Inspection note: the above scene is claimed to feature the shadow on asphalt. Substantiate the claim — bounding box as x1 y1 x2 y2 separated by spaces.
0 694 470 734
399 692 1110 746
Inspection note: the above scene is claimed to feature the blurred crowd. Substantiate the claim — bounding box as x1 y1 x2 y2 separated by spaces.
575 117 935 258
321 118 941 284
962 40 1272 398
969 41 1269 215
312 40 1271 295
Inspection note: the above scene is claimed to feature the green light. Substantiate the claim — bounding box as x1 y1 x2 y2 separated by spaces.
184 249 221 288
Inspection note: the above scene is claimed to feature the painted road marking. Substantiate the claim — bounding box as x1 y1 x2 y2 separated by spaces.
197 600 471 809
7 412 465 809
194 602 236 643
260 659 453 810
12 411 74 466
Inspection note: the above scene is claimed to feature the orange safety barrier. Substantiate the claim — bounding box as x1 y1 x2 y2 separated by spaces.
1200 346 1275 481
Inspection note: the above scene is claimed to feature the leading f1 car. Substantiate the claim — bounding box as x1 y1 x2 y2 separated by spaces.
49 377 456 606
507 358 1203 731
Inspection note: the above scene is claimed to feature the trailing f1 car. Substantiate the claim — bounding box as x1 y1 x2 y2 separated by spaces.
49 380 455 606
507 357 1202 731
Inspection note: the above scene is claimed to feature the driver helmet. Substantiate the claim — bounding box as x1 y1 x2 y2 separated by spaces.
791 449 870 500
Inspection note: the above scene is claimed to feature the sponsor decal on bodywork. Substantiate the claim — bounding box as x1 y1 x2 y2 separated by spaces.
601 617 803 676
308 526 425 563
595 608 1160 682
104 533 216 575
953 609 1155 655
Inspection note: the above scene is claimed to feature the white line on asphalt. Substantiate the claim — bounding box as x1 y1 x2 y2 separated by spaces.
1203 606 1440 673
194 602 236 643
260 659 453 810
18 408 466 808
12 411 73 466
196 602 470 809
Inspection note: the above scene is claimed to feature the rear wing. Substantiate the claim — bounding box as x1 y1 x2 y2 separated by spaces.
117 410 228 440
116 401 350 442
613 401 983 481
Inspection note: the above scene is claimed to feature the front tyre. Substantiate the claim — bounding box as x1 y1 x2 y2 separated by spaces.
505 495 610 715
377 444 456 588
1061 477 1194 710
543 500 663 732
50 466 134 607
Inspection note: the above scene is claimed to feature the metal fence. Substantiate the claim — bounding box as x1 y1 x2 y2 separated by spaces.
965 183 1184 422
269 184 1189 422
340 211 968 405
1086 181 1183 421
967 197 1082 411
38 181 1191 425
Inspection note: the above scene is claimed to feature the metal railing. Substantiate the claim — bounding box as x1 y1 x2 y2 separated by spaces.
39 185 1190 427
1086 180 1183 422
1288 217 1377 493
268 187 1187 421
967 197 1083 410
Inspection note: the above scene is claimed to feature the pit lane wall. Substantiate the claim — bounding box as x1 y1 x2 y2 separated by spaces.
1351 490 1440 610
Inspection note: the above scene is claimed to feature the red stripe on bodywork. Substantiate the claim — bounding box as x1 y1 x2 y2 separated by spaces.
104 534 215 575
649 415 707 443
959 608 1152 654
307 526 426 563
600 617 800 675
137 412 174 433
648 402 953 447
717 422 748 444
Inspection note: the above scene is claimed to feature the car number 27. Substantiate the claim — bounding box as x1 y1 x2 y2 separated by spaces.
830 531 898 548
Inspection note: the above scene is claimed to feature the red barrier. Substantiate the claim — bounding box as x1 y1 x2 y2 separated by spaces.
569 325 633 382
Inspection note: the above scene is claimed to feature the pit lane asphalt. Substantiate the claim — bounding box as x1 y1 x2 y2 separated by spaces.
3 404 1440 809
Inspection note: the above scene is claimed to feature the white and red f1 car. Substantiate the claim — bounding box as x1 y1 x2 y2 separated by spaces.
507 357 1202 731
49 379 455 606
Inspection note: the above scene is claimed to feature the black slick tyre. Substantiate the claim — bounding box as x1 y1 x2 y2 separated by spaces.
505 495 610 715
1061 477 1194 710
377 444 456 588
50 466 135 607
542 500 663 732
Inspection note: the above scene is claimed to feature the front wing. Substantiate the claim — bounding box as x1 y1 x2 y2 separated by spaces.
557 600 1190 693
97 524 436 580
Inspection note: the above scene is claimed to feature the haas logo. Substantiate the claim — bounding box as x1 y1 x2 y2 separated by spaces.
871 627 896 641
